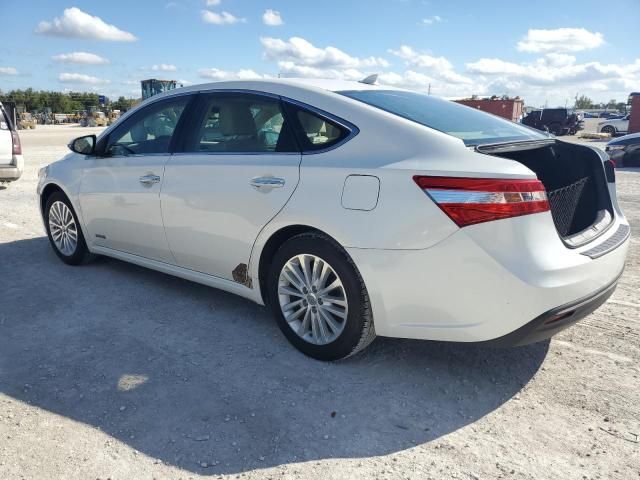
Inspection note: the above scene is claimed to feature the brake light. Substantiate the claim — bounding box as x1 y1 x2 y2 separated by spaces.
11 130 21 155
413 176 549 227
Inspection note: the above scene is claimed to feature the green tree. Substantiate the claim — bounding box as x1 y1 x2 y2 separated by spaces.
575 95 593 109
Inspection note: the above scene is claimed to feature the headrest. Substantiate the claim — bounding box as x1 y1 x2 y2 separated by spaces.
298 112 326 134
130 122 148 143
219 102 257 136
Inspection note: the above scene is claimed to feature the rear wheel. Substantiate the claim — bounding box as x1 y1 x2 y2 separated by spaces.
601 125 616 135
45 192 94 265
267 232 375 361
548 123 564 136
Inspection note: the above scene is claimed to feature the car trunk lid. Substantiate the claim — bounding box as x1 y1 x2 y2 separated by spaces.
476 139 614 247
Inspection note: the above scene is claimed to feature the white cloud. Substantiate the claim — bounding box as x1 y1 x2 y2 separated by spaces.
263 9 283 26
206 0 221 5
0 67 19 75
544 53 576 67
422 15 442 25
261 37 389 71
151 64 177 72
389 45 473 84
59 73 110 85
198 68 268 80
201 10 245 25
52 52 109 65
36 7 136 41
517 28 603 53
466 56 638 87
464 55 640 105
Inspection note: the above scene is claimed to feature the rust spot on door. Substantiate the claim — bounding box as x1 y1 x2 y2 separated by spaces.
232 263 252 288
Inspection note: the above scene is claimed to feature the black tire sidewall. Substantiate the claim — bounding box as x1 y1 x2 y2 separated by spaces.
44 192 90 265
267 234 369 361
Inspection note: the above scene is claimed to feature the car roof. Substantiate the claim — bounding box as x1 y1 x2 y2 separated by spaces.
149 78 399 104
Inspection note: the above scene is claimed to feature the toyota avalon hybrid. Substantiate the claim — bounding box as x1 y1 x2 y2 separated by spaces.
37 78 630 360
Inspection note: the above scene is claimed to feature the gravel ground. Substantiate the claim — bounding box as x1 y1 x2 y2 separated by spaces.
0 125 638 480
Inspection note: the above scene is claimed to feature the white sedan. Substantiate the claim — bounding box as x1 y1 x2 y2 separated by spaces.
599 114 630 135
37 78 630 360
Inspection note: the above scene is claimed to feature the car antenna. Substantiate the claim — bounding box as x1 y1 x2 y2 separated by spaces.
359 74 378 85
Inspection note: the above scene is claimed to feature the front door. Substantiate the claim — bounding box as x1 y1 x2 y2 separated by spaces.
79 95 192 263
161 92 301 281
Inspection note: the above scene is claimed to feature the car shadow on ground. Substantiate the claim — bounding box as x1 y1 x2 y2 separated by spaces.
0 237 549 475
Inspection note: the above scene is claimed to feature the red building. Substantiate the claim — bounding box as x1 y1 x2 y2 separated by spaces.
628 93 640 134
455 96 524 122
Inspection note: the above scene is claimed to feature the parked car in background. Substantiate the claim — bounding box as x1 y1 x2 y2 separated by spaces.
606 132 640 167
599 115 630 135
0 101 24 184
522 108 584 135
37 79 629 360
582 112 599 118
599 112 622 119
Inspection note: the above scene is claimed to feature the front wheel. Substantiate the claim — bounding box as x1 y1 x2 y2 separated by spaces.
601 125 616 135
267 232 375 361
44 192 94 265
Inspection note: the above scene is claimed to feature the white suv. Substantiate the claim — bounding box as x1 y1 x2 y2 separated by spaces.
0 102 24 184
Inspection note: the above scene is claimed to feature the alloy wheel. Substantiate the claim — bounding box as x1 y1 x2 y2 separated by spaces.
48 201 78 256
277 254 348 345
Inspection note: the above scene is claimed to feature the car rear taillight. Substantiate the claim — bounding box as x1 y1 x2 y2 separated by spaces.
604 159 616 183
11 130 21 155
413 176 550 227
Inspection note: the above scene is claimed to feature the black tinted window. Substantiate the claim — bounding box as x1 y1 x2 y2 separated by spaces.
294 109 347 151
340 90 547 146
190 94 297 153
106 96 190 156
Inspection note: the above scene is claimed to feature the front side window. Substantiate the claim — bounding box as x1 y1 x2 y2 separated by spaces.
191 94 297 153
106 96 189 156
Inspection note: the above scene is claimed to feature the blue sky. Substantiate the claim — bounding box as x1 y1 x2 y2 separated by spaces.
1 0 639 106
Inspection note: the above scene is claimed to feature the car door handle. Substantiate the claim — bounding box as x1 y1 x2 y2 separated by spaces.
250 176 285 190
139 174 161 185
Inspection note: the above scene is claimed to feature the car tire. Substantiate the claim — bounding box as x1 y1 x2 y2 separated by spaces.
44 192 95 266
267 232 376 361
601 125 616 135
547 123 563 136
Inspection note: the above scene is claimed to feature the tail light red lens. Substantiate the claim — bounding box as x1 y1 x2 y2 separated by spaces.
11 130 22 155
413 176 550 227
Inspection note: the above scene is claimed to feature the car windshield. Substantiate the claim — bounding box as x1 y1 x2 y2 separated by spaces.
339 90 548 146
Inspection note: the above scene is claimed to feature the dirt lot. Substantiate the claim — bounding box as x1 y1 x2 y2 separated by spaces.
0 125 638 480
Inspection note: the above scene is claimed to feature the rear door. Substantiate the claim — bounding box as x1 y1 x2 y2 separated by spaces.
0 104 13 165
161 92 301 281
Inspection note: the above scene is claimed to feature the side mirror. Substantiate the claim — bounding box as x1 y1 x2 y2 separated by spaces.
68 135 96 155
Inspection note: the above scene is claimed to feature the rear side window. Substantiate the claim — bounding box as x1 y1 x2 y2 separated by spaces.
295 110 347 151
282 103 350 152
105 96 190 156
188 94 298 153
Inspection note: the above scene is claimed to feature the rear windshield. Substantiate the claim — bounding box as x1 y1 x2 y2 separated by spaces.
339 90 547 146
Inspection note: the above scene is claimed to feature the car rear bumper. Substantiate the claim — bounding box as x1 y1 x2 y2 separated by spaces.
0 155 24 181
347 211 629 344
479 274 620 347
